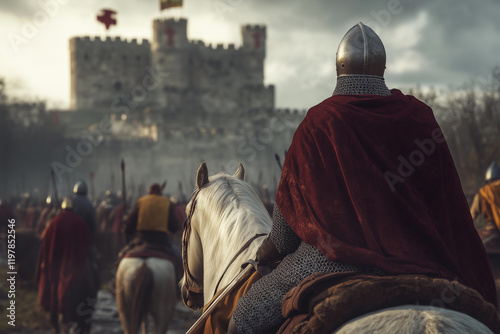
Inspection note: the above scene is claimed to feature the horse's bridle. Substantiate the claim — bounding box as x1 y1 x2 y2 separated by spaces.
182 185 267 302
182 187 205 298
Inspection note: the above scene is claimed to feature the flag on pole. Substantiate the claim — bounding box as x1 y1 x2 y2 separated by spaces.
160 0 183 11
97 9 117 30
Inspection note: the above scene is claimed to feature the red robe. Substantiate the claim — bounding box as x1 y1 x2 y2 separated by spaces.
35 209 90 313
276 89 497 306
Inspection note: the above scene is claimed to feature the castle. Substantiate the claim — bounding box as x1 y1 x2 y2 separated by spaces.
70 18 274 114
63 18 304 196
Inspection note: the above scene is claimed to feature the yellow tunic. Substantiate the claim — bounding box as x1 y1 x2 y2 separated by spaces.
479 179 500 232
137 194 171 233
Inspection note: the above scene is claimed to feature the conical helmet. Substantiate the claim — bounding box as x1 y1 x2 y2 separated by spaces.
61 197 74 210
485 161 500 182
336 23 386 77
73 180 88 196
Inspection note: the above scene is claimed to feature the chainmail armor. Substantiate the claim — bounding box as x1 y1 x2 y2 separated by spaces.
332 75 391 96
269 205 301 254
233 241 385 334
233 76 389 333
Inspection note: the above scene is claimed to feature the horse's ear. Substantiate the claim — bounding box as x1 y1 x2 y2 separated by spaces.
234 163 245 180
196 162 209 189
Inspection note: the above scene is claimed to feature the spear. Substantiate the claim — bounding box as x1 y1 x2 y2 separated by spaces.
161 180 167 192
90 171 95 202
121 160 127 210
274 153 282 171
50 167 59 207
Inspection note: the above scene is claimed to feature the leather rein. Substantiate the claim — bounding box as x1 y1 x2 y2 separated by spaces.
182 185 266 301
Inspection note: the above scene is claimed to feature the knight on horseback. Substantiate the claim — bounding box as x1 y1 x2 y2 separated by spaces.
228 23 497 334
471 161 500 251
115 183 182 334
116 183 182 282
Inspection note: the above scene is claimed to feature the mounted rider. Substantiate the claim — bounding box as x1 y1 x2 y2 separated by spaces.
471 162 500 246
228 23 497 334
116 183 182 281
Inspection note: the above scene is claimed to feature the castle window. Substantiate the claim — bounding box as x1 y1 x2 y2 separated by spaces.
114 81 122 91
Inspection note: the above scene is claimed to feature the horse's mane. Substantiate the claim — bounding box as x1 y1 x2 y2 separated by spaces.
198 173 270 227
183 170 272 305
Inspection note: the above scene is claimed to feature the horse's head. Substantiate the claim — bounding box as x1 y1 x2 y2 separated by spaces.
180 161 267 310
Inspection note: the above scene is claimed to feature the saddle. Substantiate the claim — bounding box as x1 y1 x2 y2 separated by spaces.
277 272 500 334
478 223 500 254
122 240 182 283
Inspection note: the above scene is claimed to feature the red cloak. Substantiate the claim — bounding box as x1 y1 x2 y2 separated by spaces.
35 209 90 313
276 89 497 306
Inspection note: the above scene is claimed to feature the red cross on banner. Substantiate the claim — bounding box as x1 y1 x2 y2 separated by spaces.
97 9 117 30
253 32 261 50
165 27 175 46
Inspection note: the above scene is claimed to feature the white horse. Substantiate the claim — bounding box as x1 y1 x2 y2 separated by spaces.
180 162 272 309
181 162 493 334
116 257 177 334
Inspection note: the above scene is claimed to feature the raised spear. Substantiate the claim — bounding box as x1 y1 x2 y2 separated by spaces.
50 167 59 207
121 159 127 210
274 153 282 171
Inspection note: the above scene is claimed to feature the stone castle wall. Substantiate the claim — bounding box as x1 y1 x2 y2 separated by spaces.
70 18 274 114
69 36 151 110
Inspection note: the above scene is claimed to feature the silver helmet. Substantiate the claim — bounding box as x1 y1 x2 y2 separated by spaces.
485 161 500 183
336 22 386 77
73 180 88 196
61 197 74 210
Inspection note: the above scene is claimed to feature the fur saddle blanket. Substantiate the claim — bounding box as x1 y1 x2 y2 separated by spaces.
277 272 500 334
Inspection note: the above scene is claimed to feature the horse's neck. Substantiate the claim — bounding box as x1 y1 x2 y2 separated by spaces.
198 207 267 304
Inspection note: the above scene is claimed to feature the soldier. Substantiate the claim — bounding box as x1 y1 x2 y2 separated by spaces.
36 196 58 237
228 23 496 333
471 162 500 238
115 183 181 278
35 198 97 334
72 180 99 285
72 181 97 244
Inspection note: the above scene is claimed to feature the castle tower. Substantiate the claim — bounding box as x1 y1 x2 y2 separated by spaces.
70 36 151 110
151 18 190 108
240 25 266 85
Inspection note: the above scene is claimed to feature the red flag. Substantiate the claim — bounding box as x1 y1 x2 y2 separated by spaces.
160 0 183 11
97 9 117 30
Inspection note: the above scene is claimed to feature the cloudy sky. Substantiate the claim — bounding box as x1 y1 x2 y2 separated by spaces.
1 0 500 110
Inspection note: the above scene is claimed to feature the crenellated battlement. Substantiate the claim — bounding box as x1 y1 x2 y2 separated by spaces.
242 24 266 31
153 17 188 24
71 36 150 47
71 17 272 112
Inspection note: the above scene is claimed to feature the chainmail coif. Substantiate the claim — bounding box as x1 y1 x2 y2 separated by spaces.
333 75 391 96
